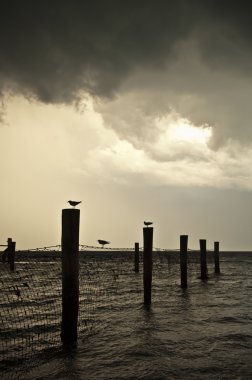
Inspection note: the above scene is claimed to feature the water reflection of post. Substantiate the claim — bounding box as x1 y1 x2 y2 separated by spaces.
214 241 220 274
143 227 153 305
61 208 80 345
134 242 139 273
180 235 188 288
200 239 208 280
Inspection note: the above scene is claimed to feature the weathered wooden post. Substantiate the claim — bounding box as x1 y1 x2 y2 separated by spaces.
214 241 220 274
180 235 188 288
61 208 80 345
143 227 153 305
7 238 12 263
200 239 208 280
9 241 16 272
134 242 139 273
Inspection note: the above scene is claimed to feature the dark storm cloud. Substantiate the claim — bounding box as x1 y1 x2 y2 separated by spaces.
1 0 252 103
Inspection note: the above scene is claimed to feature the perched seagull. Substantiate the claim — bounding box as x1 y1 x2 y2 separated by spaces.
97 239 110 248
68 200 82 208
144 221 153 227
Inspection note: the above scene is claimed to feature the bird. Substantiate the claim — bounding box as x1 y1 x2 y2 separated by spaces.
13 286 21 297
144 221 153 227
97 240 110 248
68 200 82 208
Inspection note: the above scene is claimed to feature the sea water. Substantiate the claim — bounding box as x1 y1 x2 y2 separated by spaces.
1 252 252 379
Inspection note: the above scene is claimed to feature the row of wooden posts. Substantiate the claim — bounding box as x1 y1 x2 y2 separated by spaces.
136 229 220 307
61 209 221 346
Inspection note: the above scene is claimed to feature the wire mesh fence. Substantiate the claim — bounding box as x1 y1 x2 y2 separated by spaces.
0 249 122 378
0 247 215 378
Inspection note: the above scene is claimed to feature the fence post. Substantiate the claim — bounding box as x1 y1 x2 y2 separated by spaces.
180 235 188 288
61 208 80 345
200 239 208 280
7 238 12 263
9 241 16 271
214 241 220 274
134 242 139 272
143 227 153 305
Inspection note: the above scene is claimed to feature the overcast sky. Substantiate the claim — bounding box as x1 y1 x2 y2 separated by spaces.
1 0 252 250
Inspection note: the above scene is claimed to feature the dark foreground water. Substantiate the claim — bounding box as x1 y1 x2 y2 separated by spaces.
1 251 252 379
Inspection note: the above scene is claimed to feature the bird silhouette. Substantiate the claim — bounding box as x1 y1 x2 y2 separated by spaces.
144 221 153 227
68 200 82 208
13 286 21 297
97 240 110 248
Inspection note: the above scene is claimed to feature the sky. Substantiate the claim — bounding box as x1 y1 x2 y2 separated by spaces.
1 0 252 250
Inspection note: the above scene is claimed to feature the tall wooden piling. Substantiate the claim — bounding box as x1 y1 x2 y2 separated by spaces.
214 241 220 274
180 235 188 288
143 227 153 305
200 239 208 280
134 242 139 273
61 208 80 345
9 241 16 271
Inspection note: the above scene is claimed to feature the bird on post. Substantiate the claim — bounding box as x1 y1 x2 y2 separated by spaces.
144 221 153 227
68 200 82 208
98 240 110 248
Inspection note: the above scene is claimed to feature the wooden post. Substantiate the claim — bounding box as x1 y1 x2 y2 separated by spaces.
7 238 12 263
143 227 153 305
134 242 139 272
9 241 16 271
200 239 208 280
214 241 220 274
61 208 80 345
180 235 188 288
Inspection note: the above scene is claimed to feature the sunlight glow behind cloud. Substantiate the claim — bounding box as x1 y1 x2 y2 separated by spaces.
1 95 251 192
168 121 212 144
